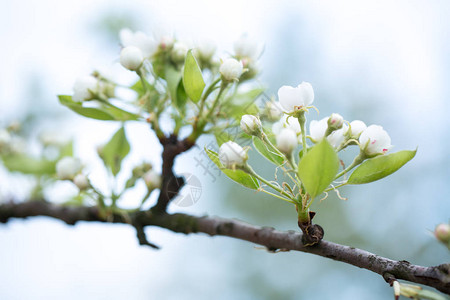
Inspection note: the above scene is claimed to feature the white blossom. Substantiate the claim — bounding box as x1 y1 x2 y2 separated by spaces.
0 129 11 147
277 82 314 113
144 170 162 189
233 34 259 60
240 115 262 136
219 141 247 168
347 120 367 138
264 101 283 121
327 125 348 148
272 115 301 135
309 117 328 142
120 46 144 71
359 125 392 156
119 28 155 57
195 39 216 61
276 128 298 154
56 157 82 180
73 174 89 190
171 42 188 63
219 58 244 81
73 75 98 102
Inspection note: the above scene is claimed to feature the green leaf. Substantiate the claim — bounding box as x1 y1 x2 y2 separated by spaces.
252 137 284 166
205 148 259 190
166 66 182 106
100 127 131 176
102 104 140 121
182 50 205 102
347 149 417 184
2 154 56 175
59 95 115 120
298 139 339 199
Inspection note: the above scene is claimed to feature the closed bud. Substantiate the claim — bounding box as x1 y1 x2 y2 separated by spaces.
144 170 162 190
73 174 89 190
434 223 450 244
219 141 247 168
219 58 244 81
347 120 367 138
73 75 98 102
56 157 82 180
309 117 328 143
327 113 344 130
171 42 188 63
240 115 262 136
120 46 144 71
276 128 298 154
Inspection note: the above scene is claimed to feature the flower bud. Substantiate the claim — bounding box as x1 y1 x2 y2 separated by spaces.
144 170 162 190
240 115 262 136
347 120 367 138
434 223 450 244
171 42 188 63
327 125 348 148
264 101 283 122
277 82 314 113
327 113 344 130
0 129 11 148
309 117 328 143
219 58 244 81
219 141 247 168
359 125 392 156
56 157 82 180
233 34 259 60
73 75 98 102
73 174 89 190
195 39 216 62
120 46 144 71
119 28 156 57
276 128 298 154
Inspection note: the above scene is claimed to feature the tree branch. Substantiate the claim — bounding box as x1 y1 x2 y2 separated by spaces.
0 201 448 295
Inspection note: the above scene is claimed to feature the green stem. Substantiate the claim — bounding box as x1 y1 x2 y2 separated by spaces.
136 69 148 93
335 152 366 180
298 113 308 158
138 189 153 209
205 82 227 121
259 189 296 204
198 78 221 119
242 164 294 200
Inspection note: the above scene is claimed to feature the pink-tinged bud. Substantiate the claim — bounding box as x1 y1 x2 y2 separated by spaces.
434 223 450 244
359 125 392 156
327 113 344 130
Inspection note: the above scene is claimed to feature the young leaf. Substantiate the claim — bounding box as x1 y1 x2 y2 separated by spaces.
252 137 284 166
298 139 339 199
2 154 56 175
205 148 259 190
59 95 115 120
165 66 182 107
100 127 131 176
347 149 417 184
182 50 205 103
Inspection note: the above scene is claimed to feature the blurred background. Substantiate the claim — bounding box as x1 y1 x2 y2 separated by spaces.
0 0 449 299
